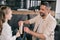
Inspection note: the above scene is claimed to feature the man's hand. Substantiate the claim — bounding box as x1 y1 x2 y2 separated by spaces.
18 20 30 27
24 27 31 34
18 21 24 27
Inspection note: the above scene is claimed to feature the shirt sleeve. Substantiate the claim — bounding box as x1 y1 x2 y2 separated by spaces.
2 24 17 40
43 20 57 39
29 14 40 24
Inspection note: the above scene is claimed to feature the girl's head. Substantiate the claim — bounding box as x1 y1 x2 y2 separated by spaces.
0 6 12 20
0 6 12 35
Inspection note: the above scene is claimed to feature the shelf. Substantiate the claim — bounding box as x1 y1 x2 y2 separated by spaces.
40 0 56 1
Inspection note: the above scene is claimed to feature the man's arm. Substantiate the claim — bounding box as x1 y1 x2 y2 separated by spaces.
29 30 45 40
18 14 40 25
24 27 46 40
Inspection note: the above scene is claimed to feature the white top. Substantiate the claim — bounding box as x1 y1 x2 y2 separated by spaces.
0 21 17 40
29 14 57 40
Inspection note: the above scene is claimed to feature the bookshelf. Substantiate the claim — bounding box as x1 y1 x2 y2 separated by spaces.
0 0 56 11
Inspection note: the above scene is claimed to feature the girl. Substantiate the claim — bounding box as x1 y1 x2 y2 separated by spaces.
0 6 20 40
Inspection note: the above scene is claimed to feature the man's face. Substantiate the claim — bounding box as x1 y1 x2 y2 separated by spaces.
39 5 49 17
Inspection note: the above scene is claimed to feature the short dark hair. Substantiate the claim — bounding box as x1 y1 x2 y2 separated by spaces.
41 2 50 8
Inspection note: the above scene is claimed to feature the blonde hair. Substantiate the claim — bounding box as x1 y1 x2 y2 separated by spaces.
0 6 11 35
0 6 11 14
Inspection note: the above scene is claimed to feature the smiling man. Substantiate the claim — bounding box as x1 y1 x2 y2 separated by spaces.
18 2 57 40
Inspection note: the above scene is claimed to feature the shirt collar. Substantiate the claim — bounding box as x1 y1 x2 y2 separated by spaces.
42 13 50 21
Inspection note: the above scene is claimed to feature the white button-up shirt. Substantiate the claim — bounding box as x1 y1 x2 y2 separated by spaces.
0 21 17 40
29 14 57 40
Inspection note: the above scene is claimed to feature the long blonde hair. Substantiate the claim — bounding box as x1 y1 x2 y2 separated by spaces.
0 6 11 35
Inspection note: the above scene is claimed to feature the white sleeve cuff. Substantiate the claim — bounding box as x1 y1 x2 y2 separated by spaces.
12 35 17 40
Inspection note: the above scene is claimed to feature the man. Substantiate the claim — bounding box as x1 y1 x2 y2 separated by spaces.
18 2 57 40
